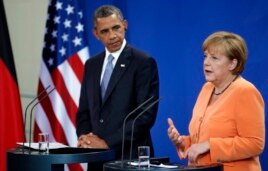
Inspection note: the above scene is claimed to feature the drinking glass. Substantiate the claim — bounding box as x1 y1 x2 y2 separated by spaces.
138 146 150 169
38 133 49 153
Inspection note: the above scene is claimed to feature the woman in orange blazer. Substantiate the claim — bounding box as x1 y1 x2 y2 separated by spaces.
167 31 265 171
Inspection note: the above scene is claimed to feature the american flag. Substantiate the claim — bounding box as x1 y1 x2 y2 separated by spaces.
34 0 89 170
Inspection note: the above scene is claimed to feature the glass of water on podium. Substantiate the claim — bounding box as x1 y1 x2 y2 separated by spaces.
138 146 150 169
38 133 49 154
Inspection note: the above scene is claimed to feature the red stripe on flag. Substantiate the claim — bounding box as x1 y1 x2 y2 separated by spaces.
68 164 84 171
37 81 68 144
68 54 85 83
0 59 24 171
50 69 77 125
33 121 41 141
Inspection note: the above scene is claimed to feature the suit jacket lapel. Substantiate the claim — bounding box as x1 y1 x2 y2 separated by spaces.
94 54 105 107
102 45 132 104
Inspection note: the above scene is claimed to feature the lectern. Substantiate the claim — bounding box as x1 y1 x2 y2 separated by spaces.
7 147 115 171
104 160 223 171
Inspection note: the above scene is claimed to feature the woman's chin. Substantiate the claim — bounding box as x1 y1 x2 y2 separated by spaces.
204 77 214 83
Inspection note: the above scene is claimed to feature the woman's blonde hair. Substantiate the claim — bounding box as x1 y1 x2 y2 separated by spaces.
202 31 248 75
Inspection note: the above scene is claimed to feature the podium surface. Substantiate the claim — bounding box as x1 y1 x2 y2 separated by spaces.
7 147 115 171
104 160 223 171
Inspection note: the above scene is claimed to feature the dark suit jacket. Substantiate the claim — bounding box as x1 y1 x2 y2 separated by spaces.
76 44 159 159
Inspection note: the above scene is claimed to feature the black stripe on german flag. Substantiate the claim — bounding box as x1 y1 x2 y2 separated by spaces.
0 0 18 83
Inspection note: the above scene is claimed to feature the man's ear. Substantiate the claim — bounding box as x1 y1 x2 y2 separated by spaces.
123 20 128 31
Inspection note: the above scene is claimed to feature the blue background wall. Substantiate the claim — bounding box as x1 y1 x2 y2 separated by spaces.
81 0 268 169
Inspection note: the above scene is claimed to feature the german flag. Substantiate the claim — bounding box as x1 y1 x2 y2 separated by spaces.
0 0 25 170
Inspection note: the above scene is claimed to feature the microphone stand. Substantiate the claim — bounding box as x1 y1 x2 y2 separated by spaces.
28 87 55 152
129 98 161 161
22 85 51 152
121 96 154 166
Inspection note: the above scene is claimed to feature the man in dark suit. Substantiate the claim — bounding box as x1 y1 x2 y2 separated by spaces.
76 5 159 168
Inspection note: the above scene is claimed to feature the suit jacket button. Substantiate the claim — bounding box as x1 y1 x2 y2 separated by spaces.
99 119 104 123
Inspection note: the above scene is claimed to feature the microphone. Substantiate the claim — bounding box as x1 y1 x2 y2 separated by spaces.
121 96 154 165
129 97 161 161
28 87 56 151
22 85 51 151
